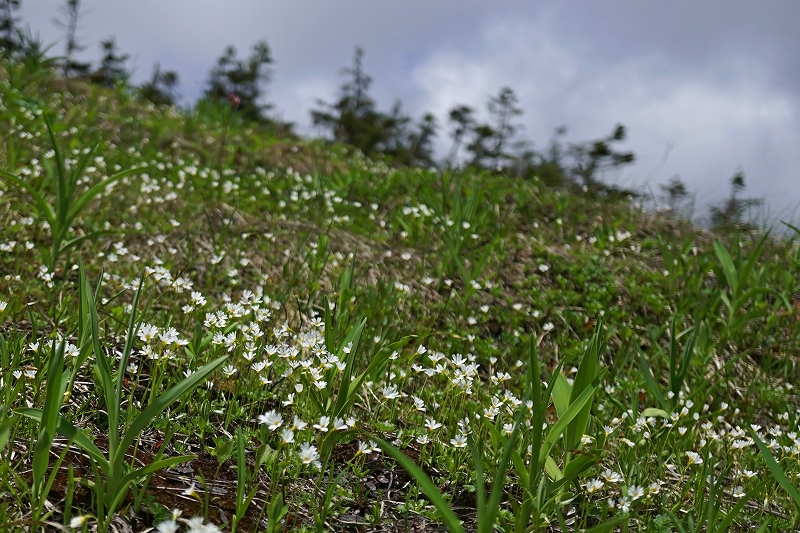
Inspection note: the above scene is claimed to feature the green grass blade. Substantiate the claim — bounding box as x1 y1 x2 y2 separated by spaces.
65 166 149 227
637 345 667 409
584 514 630 533
43 114 67 216
486 410 525 528
750 430 800 511
115 355 227 473
713 240 739 295
567 319 601 449
737 232 769 300
540 369 606 465
332 317 366 417
67 142 99 194
340 336 413 419
470 435 487 533
0 169 57 226
118 455 195 489
115 272 145 414
551 374 571 419
373 437 465 533
82 266 119 459
17 408 110 472
713 482 766 532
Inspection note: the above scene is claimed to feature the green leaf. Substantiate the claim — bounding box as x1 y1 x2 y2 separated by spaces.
544 455 563 481
567 320 601 449
339 336 413 419
714 480 765 532
584 514 630 533
637 346 667 409
551 374 571 419
547 453 601 497
736 232 769 300
114 355 227 473
0 413 13 453
641 407 670 419
0 169 56 226
750 430 800 511
332 317 366 416
540 369 606 464
16 408 109 472
66 166 149 228
82 266 119 459
118 455 195 489
713 240 738 295
33 338 67 493
373 437 465 533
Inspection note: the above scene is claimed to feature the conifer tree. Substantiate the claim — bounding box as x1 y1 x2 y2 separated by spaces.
139 63 180 106
205 40 273 123
0 0 21 54
88 36 130 87
54 0 91 77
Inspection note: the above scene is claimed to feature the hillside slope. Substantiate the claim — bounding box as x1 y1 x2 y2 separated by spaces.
2 57 800 532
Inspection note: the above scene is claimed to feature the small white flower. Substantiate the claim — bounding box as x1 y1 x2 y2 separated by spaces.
299 442 320 467
686 451 703 466
155 519 180 533
70 515 90 528
585 478 604 493
628 485 645 500
382 385 400 399
450 434 468 448
258 410 283 431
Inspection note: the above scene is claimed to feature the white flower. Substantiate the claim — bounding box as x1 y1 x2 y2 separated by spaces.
292 416 308 431
450 434 468 448
258 410 283 431
585 478 604 493
601 469 623 483
313 416 330 432
70 515 90 528
298 442 321 467
628 485 645 500
155 519 180 533
356 441 372 455
281 428 295 444
382 385 400 399
424 418 442 431
686 451 703 466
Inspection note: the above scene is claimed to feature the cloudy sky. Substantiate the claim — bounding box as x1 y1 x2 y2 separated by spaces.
19 1 800 220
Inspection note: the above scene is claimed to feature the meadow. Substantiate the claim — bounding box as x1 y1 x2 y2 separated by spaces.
2 54 800 533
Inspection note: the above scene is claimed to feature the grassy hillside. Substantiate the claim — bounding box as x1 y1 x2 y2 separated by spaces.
2 56 800 533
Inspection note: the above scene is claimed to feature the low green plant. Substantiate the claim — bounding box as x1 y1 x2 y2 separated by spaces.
0 116 148 273
638 316 698 412
18 267 227 532
264 493 289 533
375 327 611 533
712 234 789 337
750 429 800 524
27 337 73 528
231 428 262 533
667 465 765 533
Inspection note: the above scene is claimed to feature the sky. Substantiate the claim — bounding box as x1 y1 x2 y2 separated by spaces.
18 0 800 221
